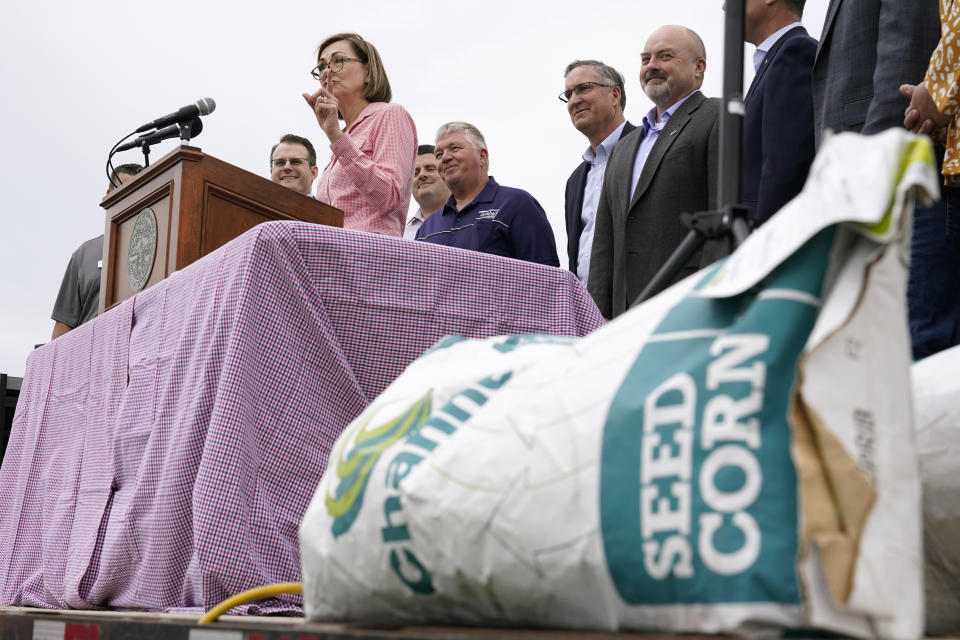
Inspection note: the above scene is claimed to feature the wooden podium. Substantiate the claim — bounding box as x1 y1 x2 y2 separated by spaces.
98 146 342 313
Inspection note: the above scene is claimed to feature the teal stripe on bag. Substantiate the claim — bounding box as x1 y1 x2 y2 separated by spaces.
599 228 835 605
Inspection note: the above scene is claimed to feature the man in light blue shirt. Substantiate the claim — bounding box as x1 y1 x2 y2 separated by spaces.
629 91 700 202
561 60 636 284
587 25 721 318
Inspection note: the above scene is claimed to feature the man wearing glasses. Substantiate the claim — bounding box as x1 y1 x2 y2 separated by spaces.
561 60 636 285
270 134 319 196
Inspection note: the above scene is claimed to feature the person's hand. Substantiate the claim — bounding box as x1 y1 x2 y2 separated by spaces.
302 87 343 143
937 126 949 147
900 83 951 137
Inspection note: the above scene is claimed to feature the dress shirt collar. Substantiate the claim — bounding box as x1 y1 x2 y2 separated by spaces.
642 90 696 132
582 121 628 166
753 22 803 72
342 101 383 133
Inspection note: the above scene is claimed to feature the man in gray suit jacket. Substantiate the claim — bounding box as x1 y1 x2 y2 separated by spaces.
587 25 720 319
814 0 958 360
812 0 939 146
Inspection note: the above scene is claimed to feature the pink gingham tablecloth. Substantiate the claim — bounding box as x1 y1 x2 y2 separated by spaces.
0 221 602 613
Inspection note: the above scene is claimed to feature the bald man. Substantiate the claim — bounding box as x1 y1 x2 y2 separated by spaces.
587 25 720 318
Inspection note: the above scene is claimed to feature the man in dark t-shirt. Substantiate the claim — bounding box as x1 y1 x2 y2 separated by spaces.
51 163 143 339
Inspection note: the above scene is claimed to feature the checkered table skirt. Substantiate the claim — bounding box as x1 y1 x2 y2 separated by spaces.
0 222 602 613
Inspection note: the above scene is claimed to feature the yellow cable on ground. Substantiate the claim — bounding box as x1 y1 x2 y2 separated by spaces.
197 581 303 625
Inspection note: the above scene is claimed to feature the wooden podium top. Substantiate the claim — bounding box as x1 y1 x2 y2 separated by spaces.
99 145 343 312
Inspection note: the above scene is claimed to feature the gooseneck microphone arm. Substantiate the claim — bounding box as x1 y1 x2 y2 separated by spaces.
105 98 215 186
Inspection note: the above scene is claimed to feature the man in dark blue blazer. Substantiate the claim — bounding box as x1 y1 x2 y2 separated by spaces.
561 60 636 282
742 0 817 225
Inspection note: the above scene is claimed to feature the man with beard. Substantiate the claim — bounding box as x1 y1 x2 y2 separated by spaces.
587 25 720 319
404 145 451 240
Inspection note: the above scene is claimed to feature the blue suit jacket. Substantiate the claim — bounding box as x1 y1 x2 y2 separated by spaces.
742 26 817 224
563 121 636 274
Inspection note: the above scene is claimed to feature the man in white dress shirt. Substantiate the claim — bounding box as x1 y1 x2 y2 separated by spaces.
561 60 635 284
404 145 451 240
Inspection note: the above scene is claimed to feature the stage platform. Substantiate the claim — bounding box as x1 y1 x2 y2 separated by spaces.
0 607 725 640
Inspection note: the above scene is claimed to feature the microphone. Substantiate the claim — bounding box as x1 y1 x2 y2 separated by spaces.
134 97 216 133
116 121 190 152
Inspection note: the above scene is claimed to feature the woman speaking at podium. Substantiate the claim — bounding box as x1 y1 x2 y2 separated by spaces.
303 32 417 237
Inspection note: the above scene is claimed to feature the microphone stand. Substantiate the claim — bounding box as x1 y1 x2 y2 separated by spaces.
178 118 200 142
634 0 749 305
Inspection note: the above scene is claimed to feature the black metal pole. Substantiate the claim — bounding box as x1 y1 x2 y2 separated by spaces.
718 0 745 211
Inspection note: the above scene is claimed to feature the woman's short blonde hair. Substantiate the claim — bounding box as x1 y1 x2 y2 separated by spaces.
316 32 392 104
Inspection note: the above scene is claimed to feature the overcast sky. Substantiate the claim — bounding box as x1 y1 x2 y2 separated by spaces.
0 0 830 378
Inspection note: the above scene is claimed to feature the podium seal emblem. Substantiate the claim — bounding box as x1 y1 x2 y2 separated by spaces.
128 208 157 292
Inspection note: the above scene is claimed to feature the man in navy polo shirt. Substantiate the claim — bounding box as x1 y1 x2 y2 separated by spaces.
415 121 560 267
